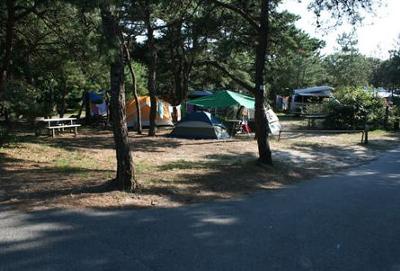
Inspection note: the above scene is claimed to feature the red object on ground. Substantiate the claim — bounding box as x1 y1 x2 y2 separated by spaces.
242 123 251 133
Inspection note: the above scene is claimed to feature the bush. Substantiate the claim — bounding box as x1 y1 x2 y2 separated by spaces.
0 126 16 147
303 102 330 115
389 96 400 130
2 80 53 121
3 80 39 118
323 87 385 130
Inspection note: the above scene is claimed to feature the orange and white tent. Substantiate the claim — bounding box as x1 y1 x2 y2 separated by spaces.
126 96 174 128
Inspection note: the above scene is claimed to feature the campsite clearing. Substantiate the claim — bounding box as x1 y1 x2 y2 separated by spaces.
0 127 399 210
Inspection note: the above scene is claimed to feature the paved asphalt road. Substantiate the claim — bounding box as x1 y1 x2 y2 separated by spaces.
1 149 400 271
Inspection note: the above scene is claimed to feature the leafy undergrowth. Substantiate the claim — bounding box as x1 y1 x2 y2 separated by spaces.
0 129 399 210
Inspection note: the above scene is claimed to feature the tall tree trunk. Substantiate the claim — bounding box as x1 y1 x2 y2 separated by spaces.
4 109 10 126
77 91 86 120
110 60 136 191
48 85 54 118
84 91 91 123
169 23 185 106
0 0 16 99
167 22 192 120
384 105 389 129
100 4 137 192
59 82 67 118
124 44 142 134
129 63 143 135
59 98 66 118
145 10 157 136
254 0 272 165
201 0 273 164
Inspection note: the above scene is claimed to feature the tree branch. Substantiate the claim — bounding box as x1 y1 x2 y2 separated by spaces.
199 60 255 93
208 0 260 30
152 1 202 31
15 1 41 21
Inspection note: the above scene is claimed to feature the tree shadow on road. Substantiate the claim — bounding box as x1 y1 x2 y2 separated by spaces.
1 151 400 271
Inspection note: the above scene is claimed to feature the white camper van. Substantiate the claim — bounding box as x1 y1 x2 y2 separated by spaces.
290 86 334 114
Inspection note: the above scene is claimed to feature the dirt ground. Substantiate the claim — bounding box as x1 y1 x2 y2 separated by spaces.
1 125 399 210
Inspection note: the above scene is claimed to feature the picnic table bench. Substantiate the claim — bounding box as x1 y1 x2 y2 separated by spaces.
36 117 81 138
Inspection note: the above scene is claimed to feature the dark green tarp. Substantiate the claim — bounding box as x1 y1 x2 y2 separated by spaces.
187 90 254 109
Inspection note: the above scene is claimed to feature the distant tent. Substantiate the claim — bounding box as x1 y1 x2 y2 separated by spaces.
88 92 103 103
290 86 334 113
293 86 333 97
170 111 229 139
88 91 108 116
185 90 214 114
372 88 400 98
126 96 173 128
187 90 255 109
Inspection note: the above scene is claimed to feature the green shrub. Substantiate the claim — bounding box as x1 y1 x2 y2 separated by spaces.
389 97 400 130
0 126 16 147
303 102 330 115
0 127 6 146
2 80 55 121
323 87 385 130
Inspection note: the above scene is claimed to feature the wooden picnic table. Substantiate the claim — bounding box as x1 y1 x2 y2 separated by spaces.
38 117 81 138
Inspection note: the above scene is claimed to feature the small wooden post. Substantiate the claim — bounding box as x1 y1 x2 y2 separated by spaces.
364 125 369 144
363 111 369 144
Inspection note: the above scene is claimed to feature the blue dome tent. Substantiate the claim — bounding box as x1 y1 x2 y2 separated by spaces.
170 111 229 139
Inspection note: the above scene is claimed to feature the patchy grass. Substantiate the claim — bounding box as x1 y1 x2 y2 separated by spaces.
0 125 399 210
159 155 246 171
160 159 207 171
135 161 153 174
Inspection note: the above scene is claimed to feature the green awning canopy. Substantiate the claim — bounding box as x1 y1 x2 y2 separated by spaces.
187 90 255 109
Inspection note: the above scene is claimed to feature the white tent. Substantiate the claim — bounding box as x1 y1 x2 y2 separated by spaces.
373 88 400 98
290 86 334 113
293 86 334 97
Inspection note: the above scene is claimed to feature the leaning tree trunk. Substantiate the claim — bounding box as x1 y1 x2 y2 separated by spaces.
124 44 142 134
129 63 143 135
100 4 137 192
110 60 137 191
254 0 272 165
